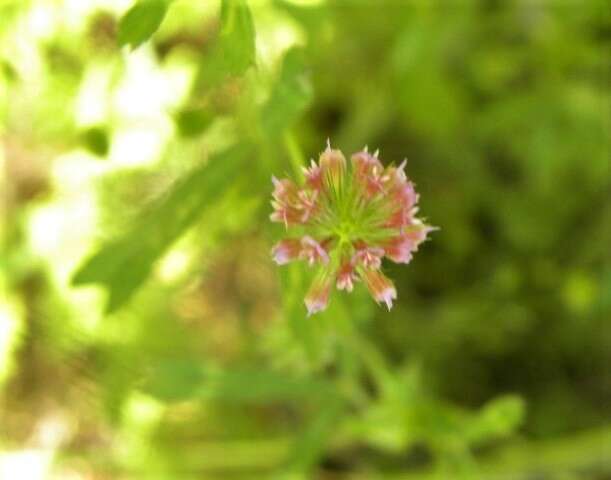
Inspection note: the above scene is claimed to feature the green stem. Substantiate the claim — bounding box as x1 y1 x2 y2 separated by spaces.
284 131 305 182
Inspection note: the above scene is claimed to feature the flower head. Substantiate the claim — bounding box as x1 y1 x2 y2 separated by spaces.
271 142 435 315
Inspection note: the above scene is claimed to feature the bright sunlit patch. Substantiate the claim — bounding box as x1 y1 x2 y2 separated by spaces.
0 293 25 386
122 392 165 435
6 12 44 89
27 196 105 335
254 8 303 69
33 413 74 450
110 126 170 167
27 4 57 41
26 151 106 332
109 47 193 167
114 48 192 119
52 150 110 191
0 450 53 480
28 188 97 275
156 247 193 284
74 64 113 127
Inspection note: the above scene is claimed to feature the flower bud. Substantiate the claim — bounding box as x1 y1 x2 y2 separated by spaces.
319 142 346 192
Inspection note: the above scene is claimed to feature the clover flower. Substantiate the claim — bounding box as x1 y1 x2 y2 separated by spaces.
271 141 435 316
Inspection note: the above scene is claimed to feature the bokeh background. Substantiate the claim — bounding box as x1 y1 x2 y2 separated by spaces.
1 0 610 479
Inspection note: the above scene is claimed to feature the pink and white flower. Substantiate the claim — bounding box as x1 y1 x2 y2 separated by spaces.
270 142 434 315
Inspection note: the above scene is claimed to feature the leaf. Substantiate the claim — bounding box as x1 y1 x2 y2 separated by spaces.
143 360 335 404
72 143 251 313
1 59 18 82
175 107 215 138
80 125 110 157
281 396 344 476
117 0 170 49
218 0 256 75
261 47 313 138
196 0 256 89
467 394 526 444
273 0 327 40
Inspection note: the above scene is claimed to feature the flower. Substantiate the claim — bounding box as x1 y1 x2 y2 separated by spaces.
270 142 435 315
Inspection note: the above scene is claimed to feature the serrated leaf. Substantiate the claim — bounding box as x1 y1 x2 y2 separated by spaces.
72 143 251 313
117 0 170 49
197 0 256 88
261 47 313 138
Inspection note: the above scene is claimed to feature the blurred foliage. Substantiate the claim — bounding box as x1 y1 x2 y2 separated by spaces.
0 0 610 479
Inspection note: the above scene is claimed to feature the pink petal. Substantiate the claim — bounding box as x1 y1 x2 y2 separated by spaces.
271 239 302 265
300 236 330 266
304 271 332 316
362 270 397 310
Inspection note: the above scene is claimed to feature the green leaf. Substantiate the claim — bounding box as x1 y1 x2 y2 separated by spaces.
261 47 313 138
72 143 251 313
282 396 344 475
1 59 18 82
273 0 327 40
467 394 526 444
117 0 170 49
175 107 215 138
143 360 335 404
80 126 110 157
197 0 256 88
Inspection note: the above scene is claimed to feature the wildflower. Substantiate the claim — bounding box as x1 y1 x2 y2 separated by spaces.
270 142 435 315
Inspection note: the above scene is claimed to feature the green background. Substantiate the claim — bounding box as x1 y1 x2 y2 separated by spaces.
1 0 609 478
